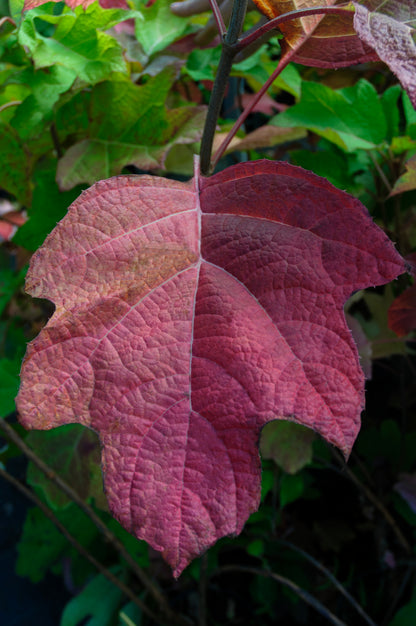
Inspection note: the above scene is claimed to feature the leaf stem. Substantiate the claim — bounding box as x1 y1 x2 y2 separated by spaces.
0 418 189 626
207 0 226 38
331 448 412 554
200 0 248 175
277 539 378 626
236 5 353 51
0 466 161 623
211 49 295 169
211 565 348 626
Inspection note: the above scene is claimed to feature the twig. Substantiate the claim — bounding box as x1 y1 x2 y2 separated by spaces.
236 5 352 51
277 539 378 626
211 565 348 626
368 151 392 194
211 48 297 169
207 0 226 38
0 100 22 113
331 448 412 554
0 467 161 623
0 417 189 626
199 0 248 174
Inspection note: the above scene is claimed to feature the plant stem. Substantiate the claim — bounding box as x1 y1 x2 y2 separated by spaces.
207 0 226 38
236 5 352 51
200 0 248 175
211 49 295 169
0 417 189 626
278 539 377 626
212 565 348 626
0 467 161 623
331 448 412 554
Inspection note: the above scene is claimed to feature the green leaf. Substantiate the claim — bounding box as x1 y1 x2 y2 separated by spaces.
10 65 76 139
280 473 304 508
0 122 33 203
16 504 99 582
272 79 387 151
26 423 106 510
403 92 416 139
134 0 189 57
0 357 21 417
61 568 124 626
260 420 315 474
13 160 85 250
18 3 139 83
56 72 205 188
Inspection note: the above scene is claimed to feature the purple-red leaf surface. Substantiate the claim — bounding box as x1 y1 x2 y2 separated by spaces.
353 1 416 108
17 160 406 576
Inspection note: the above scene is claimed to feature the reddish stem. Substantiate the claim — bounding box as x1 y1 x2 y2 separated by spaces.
236 5 352 52
211 49 296 169
207 0 227 38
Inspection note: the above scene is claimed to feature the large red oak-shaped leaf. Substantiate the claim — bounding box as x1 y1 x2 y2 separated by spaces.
17 160 406 576
353 1 416 108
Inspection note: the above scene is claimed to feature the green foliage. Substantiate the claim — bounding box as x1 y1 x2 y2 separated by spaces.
60 568 125 626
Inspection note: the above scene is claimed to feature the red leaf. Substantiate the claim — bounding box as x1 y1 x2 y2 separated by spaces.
388 284 416 336
353 1 416 108
17 160 406 576
252 0 378 68
23 0 128 10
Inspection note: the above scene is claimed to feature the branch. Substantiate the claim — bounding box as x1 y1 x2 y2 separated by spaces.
331 448 412 554
0 417 190 626
211 565 348 626
199 0 248 174
278 540 377 626
0 466 160 623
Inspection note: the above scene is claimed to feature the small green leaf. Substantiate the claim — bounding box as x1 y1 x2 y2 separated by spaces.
280 473 304 508
61 568 124 626
13 160 85 250
134 0 189 57
260 420 314 474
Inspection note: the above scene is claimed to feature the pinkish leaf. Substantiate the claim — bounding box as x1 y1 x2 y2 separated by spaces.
24 0 128 9
17 160 406 576
252 0 378 68
388 284 416 336
353 1 416 108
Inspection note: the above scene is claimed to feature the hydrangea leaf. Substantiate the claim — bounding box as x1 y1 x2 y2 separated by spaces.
272 79 387 152
26 424 106 510
251 0 378 68
55 73 206 189
353 0 416 108
18 3 142 84
17 159 406 576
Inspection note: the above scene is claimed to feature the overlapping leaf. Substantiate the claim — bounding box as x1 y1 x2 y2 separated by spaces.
55 72 206 189
17 160 406 575
251 0 378 68
353 0 416 108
